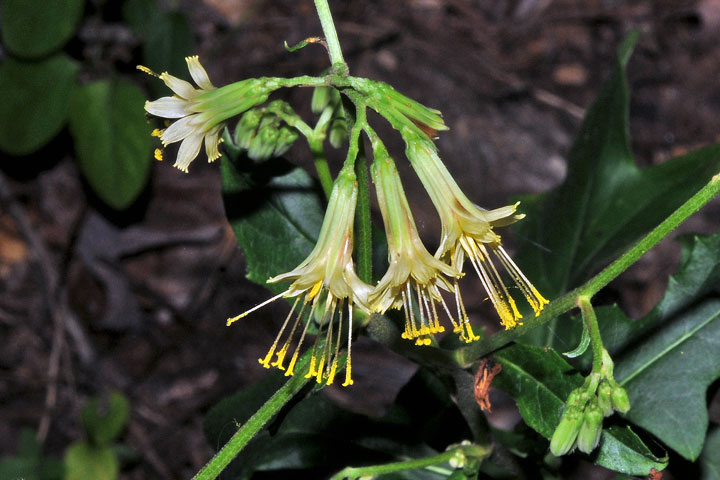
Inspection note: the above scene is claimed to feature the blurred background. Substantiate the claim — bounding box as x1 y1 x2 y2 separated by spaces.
2 0 720 478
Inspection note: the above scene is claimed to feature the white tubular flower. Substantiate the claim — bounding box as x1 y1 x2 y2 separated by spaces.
139 56 272 172
368 145 479 345
407 140 549 330
226 165 371 387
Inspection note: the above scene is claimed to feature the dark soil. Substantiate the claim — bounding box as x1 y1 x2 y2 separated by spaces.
2 0 720 478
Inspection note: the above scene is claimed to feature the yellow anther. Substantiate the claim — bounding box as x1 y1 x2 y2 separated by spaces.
136 65 158 77
152 128 165 137
154 148 164 161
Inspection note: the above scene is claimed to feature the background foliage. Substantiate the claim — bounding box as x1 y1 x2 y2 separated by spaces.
1 1 720 479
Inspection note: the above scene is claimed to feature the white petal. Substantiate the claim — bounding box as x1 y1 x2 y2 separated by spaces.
161 116 195 144
174 133 203 172
186 56 214 90
204 125 223 162
145 96 189 118
160 72 196 99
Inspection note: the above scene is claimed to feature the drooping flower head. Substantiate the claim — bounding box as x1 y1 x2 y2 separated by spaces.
367 134 479 344
407 139 548 329
139 56 273 172
227 165 371 386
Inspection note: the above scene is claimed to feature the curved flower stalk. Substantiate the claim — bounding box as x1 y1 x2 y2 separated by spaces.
407 139 549 329
139 56 274 172
367 133 479 344
227 165 371 386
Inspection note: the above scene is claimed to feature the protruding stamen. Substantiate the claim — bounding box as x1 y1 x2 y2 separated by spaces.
494 245 549 315
227 290 289 326
137 65 159 77
342 302 354 387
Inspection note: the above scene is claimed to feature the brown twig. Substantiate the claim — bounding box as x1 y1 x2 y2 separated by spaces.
0 171 66 442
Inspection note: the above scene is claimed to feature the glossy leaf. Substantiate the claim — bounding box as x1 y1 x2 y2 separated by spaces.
0 54 78 155
1 0 85 58
221 152 324 290
615 299 720 460
493 344 667 475
69 80 152 210
514 32 720 348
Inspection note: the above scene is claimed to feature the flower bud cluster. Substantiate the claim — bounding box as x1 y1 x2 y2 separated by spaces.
234 100 300 161
550 351 630 456
311 85 347 148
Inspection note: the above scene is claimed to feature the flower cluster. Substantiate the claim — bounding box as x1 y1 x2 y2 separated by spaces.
141 59 548 386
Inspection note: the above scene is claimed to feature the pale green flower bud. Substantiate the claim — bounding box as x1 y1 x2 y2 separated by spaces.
311 85 340 114
273 127 299 157
611 385 631 414
248 119 280 161
576 402 604 454
329 116 347 149
235 109 263 149
597 381 613 417
550 407 583 456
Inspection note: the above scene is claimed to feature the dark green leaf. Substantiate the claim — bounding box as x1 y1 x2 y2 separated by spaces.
493 344 667 474
64 443 118 480
124 0 194 93
0 54 78 155
221 154 324 290
615 299 720 460
81 392 130 446
594 425 667 476
493 344 582 439
69 80 152 210
514 32 720 348
0 0 85 58
701 427 720 480
0 429 63 480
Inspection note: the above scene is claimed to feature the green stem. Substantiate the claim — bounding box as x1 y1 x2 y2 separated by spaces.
192 353 312 480
354 140 372 283
314 0 348 75
456 172 720 366
310 107 336 199
577 296 603 374
329 444 490 480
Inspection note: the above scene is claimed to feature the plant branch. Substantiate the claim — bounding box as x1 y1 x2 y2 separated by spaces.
456 172 720 366
329 443 491 480
191 353 312 480
314 0 348 75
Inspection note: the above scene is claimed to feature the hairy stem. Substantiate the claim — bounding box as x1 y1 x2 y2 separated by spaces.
192 353 311 480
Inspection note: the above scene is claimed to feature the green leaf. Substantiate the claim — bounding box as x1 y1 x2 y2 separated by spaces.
221 153 325 290
81 392 130 446
0 429 64 480
64 443 118 480
563 319 590 358
514 32 720 347
69 79 152 210
493 344 583 439
701 427 720 480
594 425 667 476
615 299 720 460
123 0 194 93
0 0 85 58
493 344 667 475
0 54 78 155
